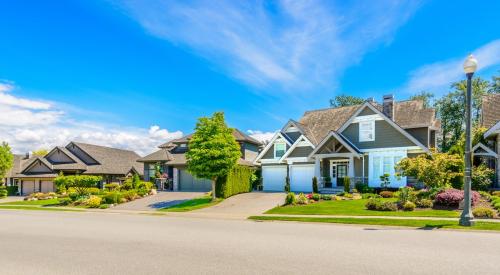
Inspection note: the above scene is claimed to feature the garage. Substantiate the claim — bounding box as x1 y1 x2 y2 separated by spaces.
262 165 287 191
21 180 36 196
289 164 315 192
178 169 212 192
41 180 55 193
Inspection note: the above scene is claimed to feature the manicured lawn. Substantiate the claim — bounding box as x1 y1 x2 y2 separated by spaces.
0 198 61 206
0 205 82 212
266 198 460 218
249 216 500 232
159 196 222 212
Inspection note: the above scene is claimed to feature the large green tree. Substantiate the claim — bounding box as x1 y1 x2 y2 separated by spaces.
0 142 14 185
410 91 434 108
329 94 365 107
491 73 500 93
186 112 241 200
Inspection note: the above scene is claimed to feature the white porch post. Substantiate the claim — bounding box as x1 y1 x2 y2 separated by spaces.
314 157 321 188
348 156 354 178
497 135 500 187
173 168 179 191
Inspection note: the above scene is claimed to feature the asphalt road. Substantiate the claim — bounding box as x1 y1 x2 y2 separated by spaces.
1 210 499 275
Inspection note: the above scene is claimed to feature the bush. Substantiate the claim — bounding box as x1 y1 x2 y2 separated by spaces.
379 191 394 198
403 201 416 211
103 191 123 204
88 187 101 195
343 193 353 199
215 165 254 198
377 201 398 211
105 183 120 191
434 189 480 207
344 177 351 193
85 195 102 208
492 191 500 197
54 175 102 196
68 192 79 201
472 207 495 218
0 186 7 198
361 193 380 199
479 191 492 201
99 204 110 209
312 177 318 193
398 187 416 205
137 189 148 197
123 190 138 201
58 197 72 206
355 182 373 193
472 165 495 191
284 192 296 205
365 198 380 210
120 181 134 191
321 194 332 200
296 193 308 205
6 186 18 196
136 181 153 191
284 176 290 192
311 193 320 201
416 199 433 208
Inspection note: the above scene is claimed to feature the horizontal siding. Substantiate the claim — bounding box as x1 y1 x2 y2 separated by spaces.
358 107 376 116
342 120 415 149
406 127 429 147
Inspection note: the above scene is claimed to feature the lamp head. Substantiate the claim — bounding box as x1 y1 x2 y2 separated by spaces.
463 54 478 74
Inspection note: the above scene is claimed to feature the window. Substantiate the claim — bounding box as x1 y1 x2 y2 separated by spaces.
373 156 381 179
394 156 403 174
383 157 392 175
359 120 375 142
274 143 286 159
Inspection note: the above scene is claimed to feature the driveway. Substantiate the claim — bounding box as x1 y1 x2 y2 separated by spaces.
111 191 202 211
191 192 285 218
0 196 25 204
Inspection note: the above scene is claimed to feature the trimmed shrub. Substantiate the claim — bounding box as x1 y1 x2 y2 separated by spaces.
398 187 416 205
58 197 72 206
377 201 398 211
120 181 134 191
123 190 138 201
479 191 492 201
472 207 495 218
284 176 290 192
343 193 353 199
365 198 381 210
104 183 120 191
102 191 123 204
492 191 500 197
136 181 153 191
403 201 416 211
6 186 18 196
312 177 319 193
379 191 394 198
54 175 102 196
88 187 101 195
472 165 494 191
296 193 308 205
344 177 351 193
311 193 320 201
355 182 373 193
0 186 7 198
85 195 102 208
68 192 79 201
284 192 296 205
215 165 254 199
99 204 110 209
434 189 480 207
321 194 332 200
416 199 433 208
362 193 380 199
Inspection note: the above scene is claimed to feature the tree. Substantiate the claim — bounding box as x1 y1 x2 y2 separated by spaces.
54 175 102 196
410 91 434 108
448 127 488 156
329 94 365 107
186 112 241 200
0 142 14 184
490 72 500 93
32 149 48 157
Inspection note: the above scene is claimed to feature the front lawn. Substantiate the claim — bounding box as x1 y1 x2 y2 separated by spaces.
0 198 61 206
249 216 500 232
0 205 82 212
266 198 461 218
159 196 222 212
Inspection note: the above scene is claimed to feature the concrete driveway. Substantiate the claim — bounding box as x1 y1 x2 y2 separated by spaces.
0 196 25 204
111 191 203 211
191 192 285 219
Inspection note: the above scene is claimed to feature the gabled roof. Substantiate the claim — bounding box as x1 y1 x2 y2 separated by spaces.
484 120 500 139
253 132 292 163
482 93 500 129
278 134 315 162
137 149 174 162
309 131 362 157
21 156 53 174
472 143 498 158
158 129 261 148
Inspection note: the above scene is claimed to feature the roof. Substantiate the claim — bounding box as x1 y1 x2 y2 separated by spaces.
298 99 439 145
158 129 261 148
137 149 174 162
482 93 500 129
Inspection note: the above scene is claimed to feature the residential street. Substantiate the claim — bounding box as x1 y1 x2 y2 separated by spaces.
0 210 499 275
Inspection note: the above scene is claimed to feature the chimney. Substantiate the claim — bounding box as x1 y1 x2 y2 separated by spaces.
24 153 30 159
383 94 395 120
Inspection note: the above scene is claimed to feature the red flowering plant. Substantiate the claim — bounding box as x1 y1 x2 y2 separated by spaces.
307 193 313 199
434 189 480 207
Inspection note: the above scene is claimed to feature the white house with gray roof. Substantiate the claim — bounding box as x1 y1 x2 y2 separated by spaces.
254 95 440 193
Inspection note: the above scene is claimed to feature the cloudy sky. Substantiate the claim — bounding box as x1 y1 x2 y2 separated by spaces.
0 0 499 155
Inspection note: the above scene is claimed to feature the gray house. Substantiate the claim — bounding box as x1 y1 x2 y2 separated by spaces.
473 94 500 188
5 142 143 195
254 95 440 192
138 129 261 192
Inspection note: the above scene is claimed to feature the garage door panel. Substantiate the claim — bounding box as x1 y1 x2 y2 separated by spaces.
22 181 36 196
179 169 211 192
290 165 315 192
41 181 54 193
262 166 287 191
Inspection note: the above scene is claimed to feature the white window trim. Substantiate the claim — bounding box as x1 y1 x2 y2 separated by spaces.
274 142 286 159
359 120 375 142
368 150 407 188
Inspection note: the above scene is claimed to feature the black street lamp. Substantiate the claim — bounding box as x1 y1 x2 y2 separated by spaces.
459 54 478 227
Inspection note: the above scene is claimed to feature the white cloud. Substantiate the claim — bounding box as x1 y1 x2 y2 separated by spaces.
0 82 183 155
247 130 276 144
403 39 500 94
117 0 421 91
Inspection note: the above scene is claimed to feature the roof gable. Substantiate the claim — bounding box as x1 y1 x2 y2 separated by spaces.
253 132 292 163
22 157 53 174
473 143 498 158
279 135 315 161
309 131 361 157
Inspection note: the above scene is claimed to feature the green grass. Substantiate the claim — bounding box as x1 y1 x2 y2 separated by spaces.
0 198 61 206
266 198 460 218
159 196 222 212
249 216 500 232
0 205 82 212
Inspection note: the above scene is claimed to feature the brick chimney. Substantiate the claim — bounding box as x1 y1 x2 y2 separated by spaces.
383 94 395 120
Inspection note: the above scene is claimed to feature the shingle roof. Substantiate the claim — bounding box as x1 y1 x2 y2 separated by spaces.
158 129 262 148
137 149 174 162
298 99 439 145
482 94 500 129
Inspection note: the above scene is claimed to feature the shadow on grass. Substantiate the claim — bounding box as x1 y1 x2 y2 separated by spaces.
149 200 190 209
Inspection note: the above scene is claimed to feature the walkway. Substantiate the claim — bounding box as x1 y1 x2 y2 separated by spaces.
110 191 202 211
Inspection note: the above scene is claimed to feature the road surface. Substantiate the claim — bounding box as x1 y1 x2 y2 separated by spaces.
0 210 498 274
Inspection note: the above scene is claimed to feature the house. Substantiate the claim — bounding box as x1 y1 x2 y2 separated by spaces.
254 95 440 193
6 142 143 195
473 93 500 188
138 129 261 192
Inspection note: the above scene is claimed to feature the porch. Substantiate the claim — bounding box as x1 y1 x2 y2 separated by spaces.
313 153 367 192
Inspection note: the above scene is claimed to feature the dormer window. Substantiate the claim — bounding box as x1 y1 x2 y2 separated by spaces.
359 120 375 142
274 142 286 159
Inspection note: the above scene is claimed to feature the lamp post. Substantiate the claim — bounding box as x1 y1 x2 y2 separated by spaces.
459 54 478 226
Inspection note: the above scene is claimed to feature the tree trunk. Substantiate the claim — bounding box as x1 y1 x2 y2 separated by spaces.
211 178 216 201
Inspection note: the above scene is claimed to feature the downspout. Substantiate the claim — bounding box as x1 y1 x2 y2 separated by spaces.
362 154 365 184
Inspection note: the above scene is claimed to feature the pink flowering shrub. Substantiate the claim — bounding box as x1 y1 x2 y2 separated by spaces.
434 189 480 207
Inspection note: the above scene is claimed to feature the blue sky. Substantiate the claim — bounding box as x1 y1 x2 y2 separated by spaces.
0 0 499 154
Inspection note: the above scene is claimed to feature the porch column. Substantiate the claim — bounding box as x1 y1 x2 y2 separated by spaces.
172 168 179 191
314 157 321 178
497 135 500 187
348 156 355 178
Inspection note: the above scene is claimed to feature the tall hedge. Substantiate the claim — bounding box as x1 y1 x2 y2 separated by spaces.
215 165 254 199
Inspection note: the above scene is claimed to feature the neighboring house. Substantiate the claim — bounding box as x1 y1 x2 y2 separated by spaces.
6 142 143 195
254 95 440 193
473 93 500 188
138 129 261 192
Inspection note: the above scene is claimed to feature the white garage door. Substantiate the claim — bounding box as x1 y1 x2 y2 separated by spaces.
290 164 315 192
22 181 36 196
262 166 287 192
41 181 54 193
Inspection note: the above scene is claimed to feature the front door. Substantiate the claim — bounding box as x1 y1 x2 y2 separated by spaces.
331 162 348 187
